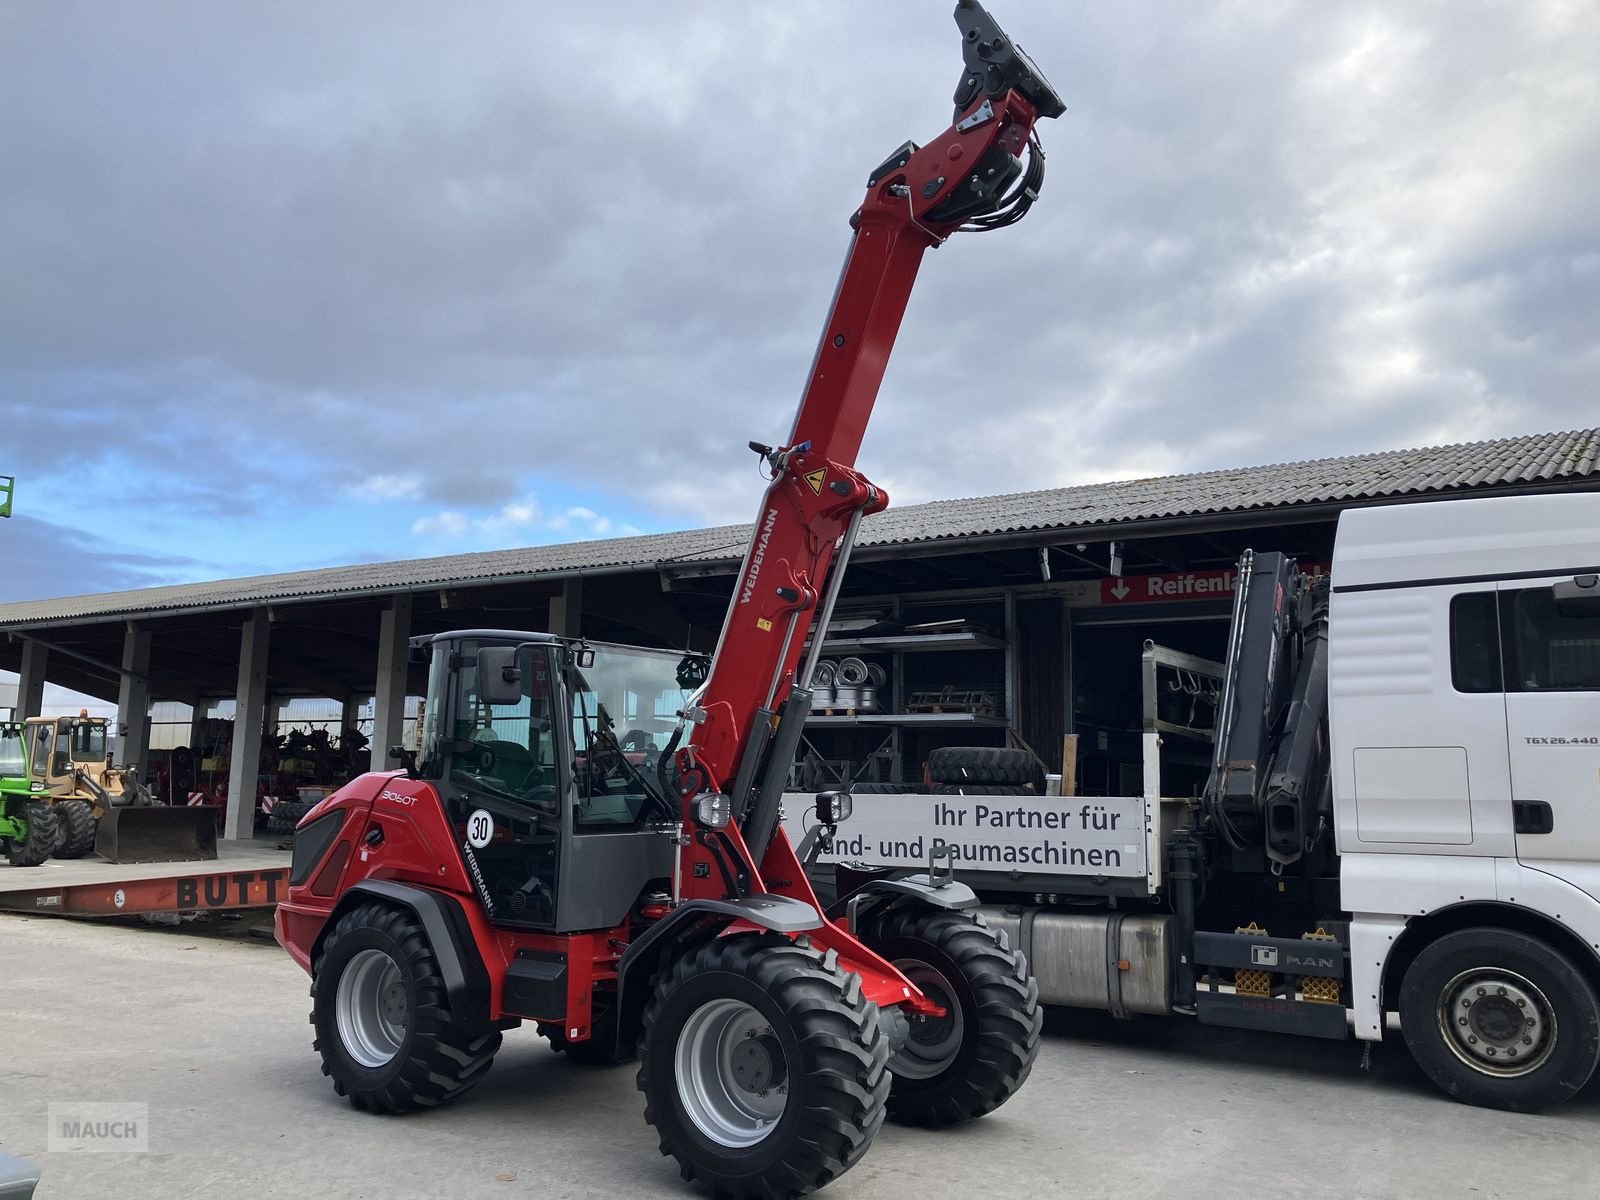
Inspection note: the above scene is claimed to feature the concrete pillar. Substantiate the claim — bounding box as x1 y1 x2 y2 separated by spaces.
549 577 584 638
225 610 270 840
370 595 412 773
187 699 209 754
340 693 364 734
116 624 153 777
17 639 47 719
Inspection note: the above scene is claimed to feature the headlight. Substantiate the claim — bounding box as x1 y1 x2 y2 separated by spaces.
815 790 852 824
694 793 732 829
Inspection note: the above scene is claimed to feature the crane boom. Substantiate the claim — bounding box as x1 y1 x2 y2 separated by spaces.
674 0 1064 905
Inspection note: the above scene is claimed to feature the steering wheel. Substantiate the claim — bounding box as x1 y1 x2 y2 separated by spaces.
576 734 626 793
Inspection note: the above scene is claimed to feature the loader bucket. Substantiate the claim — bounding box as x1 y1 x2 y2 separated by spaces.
94 805 218 864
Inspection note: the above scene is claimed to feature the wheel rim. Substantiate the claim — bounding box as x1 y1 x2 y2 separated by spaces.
1435 967 1556 1077
673 998 789 1148
891 958 965 1080
336 948 409 1069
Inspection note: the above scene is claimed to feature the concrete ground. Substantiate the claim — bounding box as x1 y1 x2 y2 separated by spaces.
2 914 1598 1200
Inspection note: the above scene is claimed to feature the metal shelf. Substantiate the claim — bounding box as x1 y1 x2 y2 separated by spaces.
811 631 1006 655
805 713 1008 728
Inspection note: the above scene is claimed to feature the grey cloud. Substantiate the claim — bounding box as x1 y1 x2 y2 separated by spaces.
0 0 1595 551
0 514 206 604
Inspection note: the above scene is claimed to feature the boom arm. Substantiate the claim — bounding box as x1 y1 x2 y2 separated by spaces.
673 1 1064 900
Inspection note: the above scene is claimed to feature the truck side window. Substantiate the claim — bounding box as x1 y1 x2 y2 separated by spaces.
1449 591 1502 693
1502 587 1600 692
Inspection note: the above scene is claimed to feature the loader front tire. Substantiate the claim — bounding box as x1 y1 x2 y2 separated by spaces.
857 902 1041 1126
638 933 889 1199
52 800 98 859
5 802 60 868
311 901 501 1113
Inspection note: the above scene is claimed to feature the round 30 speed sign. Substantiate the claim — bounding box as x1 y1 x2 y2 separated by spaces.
466 809 495 849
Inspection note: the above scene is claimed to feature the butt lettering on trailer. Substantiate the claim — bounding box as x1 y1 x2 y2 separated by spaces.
0 866 292 916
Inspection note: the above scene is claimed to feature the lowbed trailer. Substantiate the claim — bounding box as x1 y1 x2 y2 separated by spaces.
793 491 1600 1113
0 843 289 917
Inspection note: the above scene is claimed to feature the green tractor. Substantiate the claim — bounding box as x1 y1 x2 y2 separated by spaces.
0 720 60 867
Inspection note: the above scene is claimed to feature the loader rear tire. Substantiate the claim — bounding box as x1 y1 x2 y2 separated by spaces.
311 901 501 1113
5 802 60 868
52 800 98 859
927 747 1040 789
638 933 889 1199
857 902 1041 1126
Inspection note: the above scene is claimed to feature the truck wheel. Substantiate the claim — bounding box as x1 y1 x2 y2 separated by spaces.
52 800 98 859
1399 927 1600 1112
5 802 60 868
637 933 889 1198
857 903 1041 1126
927 747 1040 788
311 901 501 1112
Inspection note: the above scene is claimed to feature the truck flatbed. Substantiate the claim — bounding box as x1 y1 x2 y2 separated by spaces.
0 841 291 916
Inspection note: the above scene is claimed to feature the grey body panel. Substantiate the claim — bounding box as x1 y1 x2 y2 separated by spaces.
556 827 678 932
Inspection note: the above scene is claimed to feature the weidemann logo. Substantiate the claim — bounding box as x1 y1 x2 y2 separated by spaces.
739 508 779 605
48 1101 150 1153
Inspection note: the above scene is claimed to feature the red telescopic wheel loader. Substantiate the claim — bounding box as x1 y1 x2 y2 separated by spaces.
276 3 1064 1194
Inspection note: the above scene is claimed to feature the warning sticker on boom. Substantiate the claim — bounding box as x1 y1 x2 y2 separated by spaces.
804 468 826 495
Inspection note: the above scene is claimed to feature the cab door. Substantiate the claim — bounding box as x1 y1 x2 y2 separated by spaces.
1503 578 1600 867
439 641 566 929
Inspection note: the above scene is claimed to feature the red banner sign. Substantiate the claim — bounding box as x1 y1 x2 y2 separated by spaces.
1099 564 1328 605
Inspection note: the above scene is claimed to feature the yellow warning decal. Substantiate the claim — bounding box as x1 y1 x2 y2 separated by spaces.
804 468 826 495
756 617 773 632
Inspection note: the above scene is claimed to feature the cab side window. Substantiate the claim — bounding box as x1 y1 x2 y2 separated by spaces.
1503 587 1600 692
452 648 560 813
1449 591 1502 693
30 725 52 779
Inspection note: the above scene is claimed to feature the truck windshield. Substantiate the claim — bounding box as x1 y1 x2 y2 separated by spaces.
0 727 25 778
566 644 696 828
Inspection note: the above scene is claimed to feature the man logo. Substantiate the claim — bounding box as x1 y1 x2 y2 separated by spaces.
1250 945 1279 967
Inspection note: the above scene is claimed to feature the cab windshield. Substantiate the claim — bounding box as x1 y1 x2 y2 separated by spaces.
567 644 699 828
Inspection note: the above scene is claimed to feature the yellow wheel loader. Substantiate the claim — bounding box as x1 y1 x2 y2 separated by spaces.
24 715 217 864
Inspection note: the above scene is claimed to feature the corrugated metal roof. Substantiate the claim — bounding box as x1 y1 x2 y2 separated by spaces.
3 428 1595 630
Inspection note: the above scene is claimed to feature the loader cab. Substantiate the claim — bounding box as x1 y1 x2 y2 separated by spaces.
23 716 109 791
416 630 692 934
0 722 29 784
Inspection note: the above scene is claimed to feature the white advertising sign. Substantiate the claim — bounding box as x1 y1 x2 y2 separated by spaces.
783 792 1146 879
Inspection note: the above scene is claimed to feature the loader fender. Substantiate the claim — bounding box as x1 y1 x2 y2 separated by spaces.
313 878 492 1035
830 873 980 925
612 895 823 1058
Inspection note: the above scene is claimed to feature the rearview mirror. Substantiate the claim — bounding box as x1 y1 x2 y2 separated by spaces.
476 647 523 706
1554 575 1600 618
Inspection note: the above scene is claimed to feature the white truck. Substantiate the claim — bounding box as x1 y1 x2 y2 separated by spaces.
794 492 1600 1112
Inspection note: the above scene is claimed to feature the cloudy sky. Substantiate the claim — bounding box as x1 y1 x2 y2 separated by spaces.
1 0 1597 609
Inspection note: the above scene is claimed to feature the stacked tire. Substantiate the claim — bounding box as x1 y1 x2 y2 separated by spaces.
268 798 309 836
926 747 1043 796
